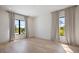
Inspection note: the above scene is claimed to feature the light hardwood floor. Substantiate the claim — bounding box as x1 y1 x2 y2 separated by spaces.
0 38 79 53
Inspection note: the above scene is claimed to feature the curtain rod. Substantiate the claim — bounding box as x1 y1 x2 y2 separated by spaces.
7 10 29 17
51 5 77 13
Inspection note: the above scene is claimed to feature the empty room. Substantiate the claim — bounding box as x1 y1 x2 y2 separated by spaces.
0 5 79 53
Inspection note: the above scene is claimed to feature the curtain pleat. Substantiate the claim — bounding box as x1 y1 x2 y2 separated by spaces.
24 16 29 38
65 6 76 45
9 12 15 41
51 11 59 40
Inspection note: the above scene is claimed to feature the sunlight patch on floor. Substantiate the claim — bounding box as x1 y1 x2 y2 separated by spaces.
61 44 74 53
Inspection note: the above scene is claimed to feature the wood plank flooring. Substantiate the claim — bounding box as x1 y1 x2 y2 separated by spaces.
0 38 79 53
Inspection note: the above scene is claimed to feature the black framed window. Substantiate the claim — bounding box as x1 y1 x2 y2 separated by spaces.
15 19 25 34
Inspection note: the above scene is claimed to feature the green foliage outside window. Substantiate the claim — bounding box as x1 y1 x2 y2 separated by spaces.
15 26 25 34
59 27 64 36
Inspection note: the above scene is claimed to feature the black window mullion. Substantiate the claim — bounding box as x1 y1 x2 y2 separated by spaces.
19 20 20 34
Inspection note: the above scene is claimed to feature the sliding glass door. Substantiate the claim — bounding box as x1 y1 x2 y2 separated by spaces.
20 20 25 34
59 16 65 42
15 19 25 39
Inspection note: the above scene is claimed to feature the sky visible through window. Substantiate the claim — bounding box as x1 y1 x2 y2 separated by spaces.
15 18 64 28
59 17 65 27
15 20 25 28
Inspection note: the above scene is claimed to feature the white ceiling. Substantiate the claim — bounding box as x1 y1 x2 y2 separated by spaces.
0 5 72 16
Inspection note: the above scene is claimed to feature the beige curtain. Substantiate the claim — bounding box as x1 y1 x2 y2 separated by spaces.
9 12 15 41
65 6 76 45
24 16 29 38
51 11 59 40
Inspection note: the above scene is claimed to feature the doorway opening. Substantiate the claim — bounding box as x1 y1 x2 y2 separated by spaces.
15 19 26 39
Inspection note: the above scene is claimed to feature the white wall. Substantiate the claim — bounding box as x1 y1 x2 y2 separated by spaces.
34 10 65 40
0 9 9 43
34 13 52 40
